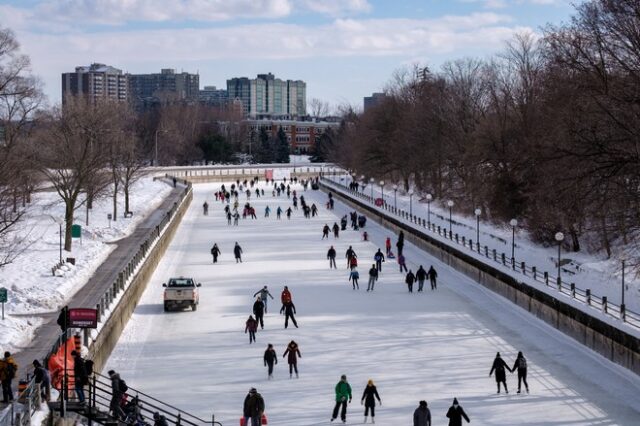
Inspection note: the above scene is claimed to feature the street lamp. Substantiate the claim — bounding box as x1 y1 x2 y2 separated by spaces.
555 232 564 284
426 194 432 227
447 200 454 236
509 219 518 261
474 208 482 251
408 189 414 216
369 177 374 199
392 184 398 210
379 180 385 205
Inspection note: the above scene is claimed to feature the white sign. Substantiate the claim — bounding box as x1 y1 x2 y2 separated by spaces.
273 169 291 180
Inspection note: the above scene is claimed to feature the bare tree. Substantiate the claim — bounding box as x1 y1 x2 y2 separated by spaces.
308 98 330 118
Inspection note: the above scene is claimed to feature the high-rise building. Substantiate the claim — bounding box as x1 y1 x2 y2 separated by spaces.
364 92 386 112
227 73 306 118
61 63 128 104
129 68 199 109
199 86 228 107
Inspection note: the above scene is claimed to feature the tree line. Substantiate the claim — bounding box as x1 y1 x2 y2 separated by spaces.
332 0 640 269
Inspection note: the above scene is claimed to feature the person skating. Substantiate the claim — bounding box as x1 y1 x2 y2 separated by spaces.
234 242 243 263
281 286 292 306
0 351 18 403
331 375 352 423
428 266 438 290
276 206 282 219
311 204 318 216
264 206 270 217
286 207 292 219
405 270 416 293
340 216 348 231
367 264 378 291
361 379 381 424
489 352 512 394
245 315 258 344
446 398 470 425
323 224 330 239
263 344 277 380
210 243 221 264
385 237 391 256
374 249 385 272
413 400 431 426
280 300 298 329
345 246 357 269
71 350 87 403
283 340 301 378
253 298 265 329
511 351 529 394
416 265 427 292
202 201 209 215
253 286 274 313
398 254 408 273
332 222 340 238
242 388 265 426
396 232 405 257
327 246 337 269
227 211 232 225
349 268 360 290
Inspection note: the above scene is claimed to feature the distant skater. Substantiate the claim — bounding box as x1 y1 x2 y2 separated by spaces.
327 246 337 269
511 351 529 394
234 242 243 263
253 298 265 329
405 270 416 293
428 266 438 290
489 352 511 394
361 379 381 424
446 398 470 425
416 265 427 292
398 254 408 273
349 268 360 290
280 300 298 329
253 286 274 313
367 264 378 292
331 375 352 423
264 344 277 380
210 243 221 263
283 340 301 378
245 315 258 344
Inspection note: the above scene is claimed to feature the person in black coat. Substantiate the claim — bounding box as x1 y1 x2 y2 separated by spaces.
323 224 330 239
327 246 337 269
253 298 265 329
263 344 277 379
446 398 469 426
234 242 243 263
210 243 221 263
71 350 87 403
280 301 298 328
332 222 340 238
416 266 427 292
361 379 382 423
428 266 438 290
405 270 416 293
511 351 529 394
489 352 512 393
413 400 431 426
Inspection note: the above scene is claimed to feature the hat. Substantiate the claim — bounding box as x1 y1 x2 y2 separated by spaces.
419 400 427 407
496 352 501 357
249 388 257 394
341 375 347 380
453 398 459 404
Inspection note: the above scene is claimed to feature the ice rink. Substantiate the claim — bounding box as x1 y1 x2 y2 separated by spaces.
105 182 640 425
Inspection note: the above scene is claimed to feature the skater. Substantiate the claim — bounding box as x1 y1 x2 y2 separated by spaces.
233 211 240 226
333 222 340 238
396 232 405 257
413 400 431 426
0 352 18 403
253 298 265 329
245 315 258 344
286 207 292 219
374 249 385 272
311 204 318 216
362 231 368 241
367 264 378 291
405 270 416 293
280 300 298 329
385 237 391 256
263 344 277 380
489 352 511 394
340 216 347 231
349 268 360 290
253 286 274 313
210 243 221 263
511 351 529 394
398 254 408 273
416 265 427 292
264 206 270 217
281 286 292 305
276 206 282 219
283 340 301 378
234 242 243 263
323 224 330 239
172 177 177 188
242 388 265 426
445 398 470 425
345 246 357 268
202 201 209 215
327 246 337 269
331 375 352 423
227 211 232 225
71 350 87 403
361 379 381 424
428 266 438 290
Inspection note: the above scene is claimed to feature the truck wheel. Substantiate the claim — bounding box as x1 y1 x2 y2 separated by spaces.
164 302 169 312
192 303 197 311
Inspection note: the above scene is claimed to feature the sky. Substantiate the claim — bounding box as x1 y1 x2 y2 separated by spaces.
1 0 579 111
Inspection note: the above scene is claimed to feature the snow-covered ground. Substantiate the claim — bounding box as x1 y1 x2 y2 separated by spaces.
0 177 172 353
106 182 640 425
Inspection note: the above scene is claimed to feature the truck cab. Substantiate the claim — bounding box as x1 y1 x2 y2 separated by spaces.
162 277 201 312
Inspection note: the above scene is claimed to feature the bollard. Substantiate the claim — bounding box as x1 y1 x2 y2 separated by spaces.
493 249 497 261
603 296 608 313
557 277 562 290
501 253 506 265
571 283 575 298
96 304 102 322
521 262 526 275
621 304 626 321
462 236 466 246
586 289 591 305
532 266 537 280
485 246 489 257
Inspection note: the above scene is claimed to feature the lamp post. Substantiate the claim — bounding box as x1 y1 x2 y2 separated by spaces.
426 194 432 227
369 177 374 199
447 200 454 236
409 189 414 216
380 180 385 205
622 259 626 307
555 232 564 284
474 208 482 251
509 219 518 262
393 184 398 210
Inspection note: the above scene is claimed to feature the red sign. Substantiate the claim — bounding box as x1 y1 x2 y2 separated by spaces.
375 198 384 207
265 170 274 180
68 308 98 328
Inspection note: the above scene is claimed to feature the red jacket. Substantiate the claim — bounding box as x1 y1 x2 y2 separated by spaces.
281 289 292 304
245 318 258 332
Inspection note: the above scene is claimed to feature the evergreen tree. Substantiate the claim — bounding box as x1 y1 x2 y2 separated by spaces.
198 132 232 164
275 127 290 163
257 127 273 163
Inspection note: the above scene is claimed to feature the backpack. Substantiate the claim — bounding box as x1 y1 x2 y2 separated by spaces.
519 358 527 369
119 378 129 393
6 362 16 379
84 359 94 376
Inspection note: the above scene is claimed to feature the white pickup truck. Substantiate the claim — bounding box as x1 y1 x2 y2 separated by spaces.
162 277 201 312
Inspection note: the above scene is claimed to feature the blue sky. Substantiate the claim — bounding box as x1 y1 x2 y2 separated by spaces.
0 0 579 110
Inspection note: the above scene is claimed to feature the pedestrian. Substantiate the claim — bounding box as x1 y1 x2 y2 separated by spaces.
0 351 18 403
202 201 209 215
283 340 301 378
264 206 270 217
415 266 427 292
286 207 292 219
327 246 337 269
511 351 529 394
234 242 243 263
71 350 87 403
280 300 298 329
253 286 274 313
405 270 416 292
331 375 352 423
349 268 360 290
374 249 385 272
323 224 330 239
398 254 408 273
413 400 431 426
210 243 221 264
227 211 232 225
153 412 169 426
32 360 51 402
107 370 126 420
253 298 265 329
56 305 69 332
446 398 470 425
311 204 318 216
281 286 292 305
367 264 378 292
361 379 381 424
276 206 282 219
245 315 258 344
385 237 391 256
242 388 265 426
489 352 511 394
396 236 404 257
172 177 177 188
345 246 357 269
263 344 277 380
332 222 340 238
428 266 438 290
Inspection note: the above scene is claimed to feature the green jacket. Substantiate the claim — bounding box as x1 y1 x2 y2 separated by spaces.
335 380 352 402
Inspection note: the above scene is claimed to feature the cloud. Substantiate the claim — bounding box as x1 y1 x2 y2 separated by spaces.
299 0 372 17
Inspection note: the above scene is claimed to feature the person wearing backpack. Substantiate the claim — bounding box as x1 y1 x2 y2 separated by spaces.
71 350 87 403
511 351 529 394
108 370 127 419
0 351 18 403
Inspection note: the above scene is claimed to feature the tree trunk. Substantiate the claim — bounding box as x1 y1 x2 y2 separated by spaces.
124 182 130 215
86 202 90 226
64 203 74 252
113 181 118 221
600 214 611 259
569 227 580 252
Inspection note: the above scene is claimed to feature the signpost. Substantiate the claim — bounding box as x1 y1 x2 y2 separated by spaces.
107 213 112 228
68 308 98 329
0 287 7 320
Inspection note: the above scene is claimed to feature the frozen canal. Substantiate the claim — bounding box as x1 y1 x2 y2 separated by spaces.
106 182 640 425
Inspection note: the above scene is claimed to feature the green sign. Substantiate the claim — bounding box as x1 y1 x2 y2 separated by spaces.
71 224 82 238
0 287 7 303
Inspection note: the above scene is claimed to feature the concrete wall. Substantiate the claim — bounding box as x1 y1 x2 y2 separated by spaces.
323 182 640 376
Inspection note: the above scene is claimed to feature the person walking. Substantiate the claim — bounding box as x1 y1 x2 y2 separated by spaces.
398 254 408 273
331 375 352 423
446 398 470 425
253 298 265 329
511 351 530 394
242 388 265 426
349 268 360 290
253 286 274 313
416 266 427 292
71 350 87 403
367 264 378 292
0 352 18 403
32 360 51 402
489 352 511 394
283 341 301 378
405 270 416 293
280 300 298 329
107 370 126 420
327 246 337 269
428 266 438 290
263 344 277 380
245 315 258 344
361 379 381 424
210 243 221 264
374 249 385 273
413 400 431 426
323 224 330 239
234 242 243 263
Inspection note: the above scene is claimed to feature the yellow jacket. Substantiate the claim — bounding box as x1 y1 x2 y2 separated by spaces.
0 356 18 381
